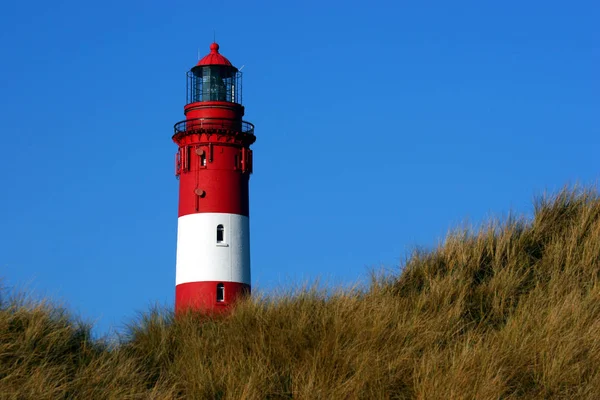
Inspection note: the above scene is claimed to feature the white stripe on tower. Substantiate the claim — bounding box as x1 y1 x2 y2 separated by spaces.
175 213 250 285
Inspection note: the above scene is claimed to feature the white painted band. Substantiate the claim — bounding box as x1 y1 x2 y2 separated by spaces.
176 213 250 285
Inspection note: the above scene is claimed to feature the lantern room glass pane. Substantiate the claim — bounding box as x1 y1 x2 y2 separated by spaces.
202 67 227 101
187 65 242 104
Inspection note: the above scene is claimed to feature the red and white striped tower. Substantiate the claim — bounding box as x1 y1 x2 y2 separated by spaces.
172 42 255 314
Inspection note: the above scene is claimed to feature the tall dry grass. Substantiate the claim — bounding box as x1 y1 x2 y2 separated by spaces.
2 187 600 399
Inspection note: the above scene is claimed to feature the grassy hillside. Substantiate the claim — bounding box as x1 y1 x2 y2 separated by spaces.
2 187 600 399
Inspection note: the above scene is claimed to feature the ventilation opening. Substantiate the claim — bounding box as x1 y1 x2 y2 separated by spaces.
216 283 225 302
216 224 224 243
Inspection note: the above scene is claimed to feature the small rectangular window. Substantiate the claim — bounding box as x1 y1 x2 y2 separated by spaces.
195 148 207 167
216 283 225 302
216 224 224 243
184 146 190 171
175 152 181 176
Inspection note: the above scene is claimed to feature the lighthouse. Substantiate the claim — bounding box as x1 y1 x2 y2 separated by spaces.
172 42 255 314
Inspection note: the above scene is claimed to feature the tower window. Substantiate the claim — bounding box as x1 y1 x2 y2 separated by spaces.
195 148 207 167
216 224 224 243
216 283 225 302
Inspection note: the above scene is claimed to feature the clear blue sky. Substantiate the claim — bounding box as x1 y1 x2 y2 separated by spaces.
0 0 598 336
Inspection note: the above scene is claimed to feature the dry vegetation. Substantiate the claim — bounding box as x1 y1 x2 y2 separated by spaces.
2 187 600 399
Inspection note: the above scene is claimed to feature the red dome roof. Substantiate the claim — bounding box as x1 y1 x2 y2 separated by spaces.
197 43 234 67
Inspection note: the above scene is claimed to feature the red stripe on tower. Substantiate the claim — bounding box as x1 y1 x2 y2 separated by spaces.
172 43 255 314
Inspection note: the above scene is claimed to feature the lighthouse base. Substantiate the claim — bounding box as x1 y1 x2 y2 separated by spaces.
175 281 250 314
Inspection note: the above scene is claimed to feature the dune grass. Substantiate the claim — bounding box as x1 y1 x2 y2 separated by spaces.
2 187 600 399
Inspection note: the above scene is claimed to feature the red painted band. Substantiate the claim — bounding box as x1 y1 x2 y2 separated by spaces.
178 169 249 217
176 142 251 217
184 101 244 120
175 281 251 314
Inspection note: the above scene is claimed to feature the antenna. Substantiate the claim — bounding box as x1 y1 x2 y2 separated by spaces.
197 48 200 61
239 65 245 71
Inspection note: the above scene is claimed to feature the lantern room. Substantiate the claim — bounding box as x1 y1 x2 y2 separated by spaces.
186 43 242 104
